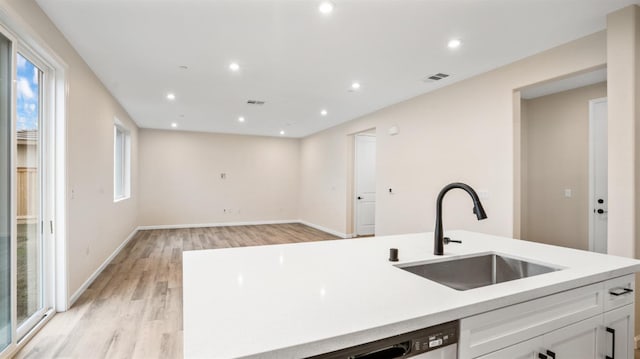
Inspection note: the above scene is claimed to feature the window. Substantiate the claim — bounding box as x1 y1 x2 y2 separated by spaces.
113 121 130 201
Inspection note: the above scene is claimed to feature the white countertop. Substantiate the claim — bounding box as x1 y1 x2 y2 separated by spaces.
182 230 640 358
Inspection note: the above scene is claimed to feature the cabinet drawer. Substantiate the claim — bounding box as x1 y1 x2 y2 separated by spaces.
604 274 635 312
459 283 604 358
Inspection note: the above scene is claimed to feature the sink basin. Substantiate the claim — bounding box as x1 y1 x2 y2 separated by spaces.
398 253 560 290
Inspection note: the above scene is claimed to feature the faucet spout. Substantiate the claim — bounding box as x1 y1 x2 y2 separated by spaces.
434 182 487 255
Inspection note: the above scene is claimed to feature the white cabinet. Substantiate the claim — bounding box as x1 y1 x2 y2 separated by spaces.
475 337 539 359
543 315 600 358
460 274 635 359
476 315 601 359
603 304 634 359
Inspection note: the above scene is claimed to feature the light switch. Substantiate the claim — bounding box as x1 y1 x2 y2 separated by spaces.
564 189 572 198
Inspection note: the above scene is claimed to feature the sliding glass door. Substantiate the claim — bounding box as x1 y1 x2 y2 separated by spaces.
0 30 13 353
16 52 45 337
0 24 54 354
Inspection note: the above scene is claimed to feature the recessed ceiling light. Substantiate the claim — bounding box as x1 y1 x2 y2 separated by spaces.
351 82 361 90
319 2 334 14
166 93 176 100
320 109 328 116
238 116 245 123
171 122 177 128
229 62 240 71
280 130 285 135
448 39 462 49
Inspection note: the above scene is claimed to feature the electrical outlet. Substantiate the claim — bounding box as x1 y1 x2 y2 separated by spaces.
564 189 572 198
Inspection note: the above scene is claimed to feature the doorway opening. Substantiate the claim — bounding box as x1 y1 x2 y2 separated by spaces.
352 129 376 237
517 68 607 252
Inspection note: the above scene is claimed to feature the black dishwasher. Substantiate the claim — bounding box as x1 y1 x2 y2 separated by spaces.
307 321 458 359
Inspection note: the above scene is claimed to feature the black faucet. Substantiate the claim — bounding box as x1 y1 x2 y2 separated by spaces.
434 182 488 255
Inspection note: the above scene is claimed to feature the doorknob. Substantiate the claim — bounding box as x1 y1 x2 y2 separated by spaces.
357 196 363 200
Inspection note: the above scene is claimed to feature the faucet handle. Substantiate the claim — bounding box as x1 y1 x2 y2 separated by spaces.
443 237 462 245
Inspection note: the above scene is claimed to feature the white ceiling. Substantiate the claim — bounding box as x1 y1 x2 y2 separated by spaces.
36 0 639 138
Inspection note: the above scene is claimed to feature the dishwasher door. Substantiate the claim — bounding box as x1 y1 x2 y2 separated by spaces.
307 321 458 359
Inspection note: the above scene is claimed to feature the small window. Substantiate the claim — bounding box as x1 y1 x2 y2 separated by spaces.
113 121 130 201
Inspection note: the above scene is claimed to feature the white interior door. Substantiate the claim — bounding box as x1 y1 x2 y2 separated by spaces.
589 98 607 253
355 134 376 236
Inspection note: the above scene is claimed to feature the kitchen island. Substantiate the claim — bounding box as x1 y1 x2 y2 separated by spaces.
183 230 640 358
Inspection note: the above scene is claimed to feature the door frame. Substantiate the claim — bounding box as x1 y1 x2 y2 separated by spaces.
588 97 607 253
353 131 376 237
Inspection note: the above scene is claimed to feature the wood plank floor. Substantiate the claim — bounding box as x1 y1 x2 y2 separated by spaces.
14 223 338 359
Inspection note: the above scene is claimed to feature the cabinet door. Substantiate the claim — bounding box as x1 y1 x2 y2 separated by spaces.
475 337 540 359
603 304 634 359
543 315 602 359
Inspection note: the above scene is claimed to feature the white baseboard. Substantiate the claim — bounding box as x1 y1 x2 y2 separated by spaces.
137 219 298 231
298 220 348 239
68 227 139 307
139 219 349 238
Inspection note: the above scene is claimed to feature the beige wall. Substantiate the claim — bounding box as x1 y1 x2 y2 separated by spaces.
606 4 640 339
0 0 139 301
521 82 607 250
299 32 607 238
607 5 639 258
138 129 300 227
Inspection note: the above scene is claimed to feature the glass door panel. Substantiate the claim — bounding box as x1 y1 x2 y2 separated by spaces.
15 53 43 331
0 31 12 352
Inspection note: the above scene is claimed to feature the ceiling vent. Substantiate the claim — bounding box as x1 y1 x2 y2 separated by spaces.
423 73 450 83
247 100 266 105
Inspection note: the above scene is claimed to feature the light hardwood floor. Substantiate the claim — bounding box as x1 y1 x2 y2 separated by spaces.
14 223 338 359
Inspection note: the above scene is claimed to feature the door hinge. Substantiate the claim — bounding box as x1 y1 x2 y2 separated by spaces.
49 220 53 234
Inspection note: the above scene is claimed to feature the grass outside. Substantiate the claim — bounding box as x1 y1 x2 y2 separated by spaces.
17 222 38 325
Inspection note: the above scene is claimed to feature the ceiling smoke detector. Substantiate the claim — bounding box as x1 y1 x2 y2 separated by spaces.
423 73 450 83
247 100 266 105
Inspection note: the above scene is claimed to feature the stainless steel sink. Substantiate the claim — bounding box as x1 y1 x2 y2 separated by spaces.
398 253 560 290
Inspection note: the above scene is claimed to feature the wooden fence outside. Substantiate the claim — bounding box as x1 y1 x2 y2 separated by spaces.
17 167 37 221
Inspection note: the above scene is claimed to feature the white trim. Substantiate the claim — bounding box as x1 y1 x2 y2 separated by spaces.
298 220 349 239
588 97 607 253
113 121 131 202
68 227 139 306
138 219 354 239
53 66 67 312
138 219 299 231
138 219 349 238
6 22 18 358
